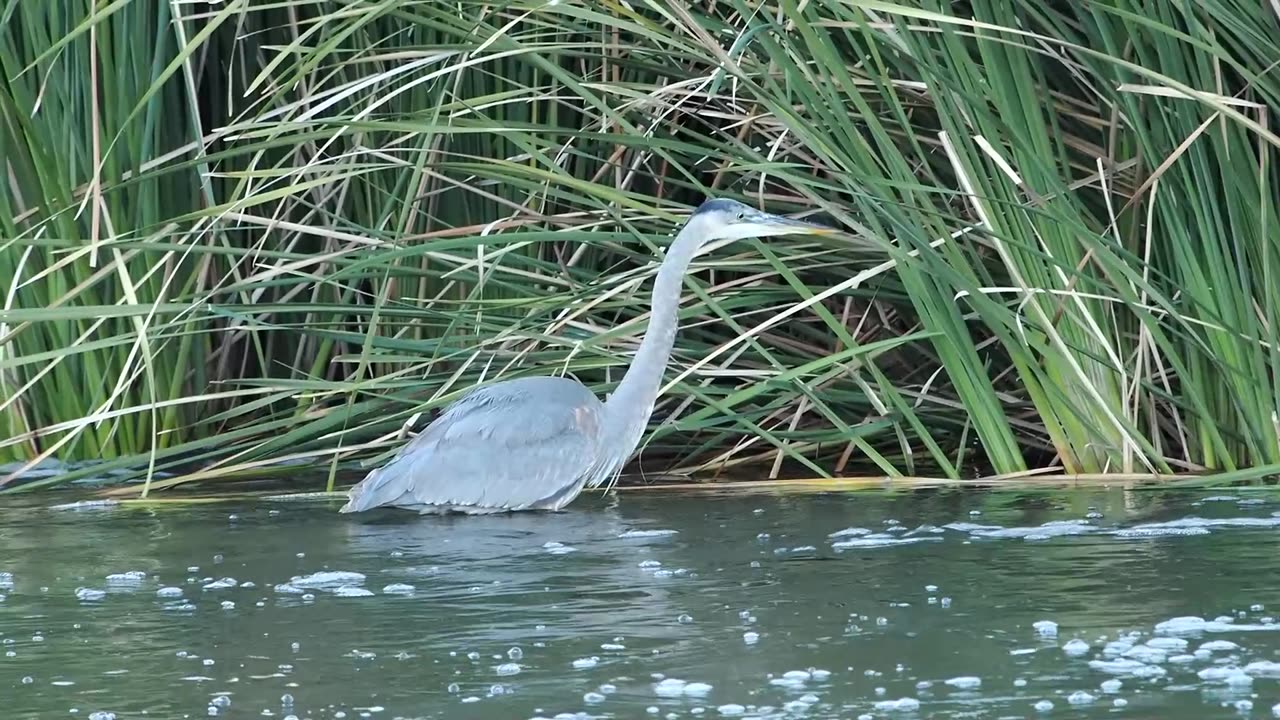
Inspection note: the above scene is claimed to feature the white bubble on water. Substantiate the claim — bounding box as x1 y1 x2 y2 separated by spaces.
381 583 415 595
638 560 662 569
828 527 872 538
832 536 941 550
1236 700 1255 712
683 682 713 697
1146 637 1188 651
1198 666 1253 686
572 657 599 670
619 529 678 538
743 632 759 645
1201 640 1241 652
872 698 919 712
654 679 687 697
289 571 365 589
332 586 374 598
495 663 521 676
1102 639 1134 656
583 691 606 703
1088 659 1166 677
783 670 812 682
105 571 147 584
1245 661 1280 677
716 704 745 716
1067 691 1096 705
1033 700 1054 712
1155 616 1209 634
1121 644 1167 664
1113 526 1210 538
543 541 577 554
75 588 106 602
1033 620 1058 637
945 676 981 690
1062 639 1090 656
273 584 304 595
1100 679 1122 693
202 578 236 590
220 601 235 610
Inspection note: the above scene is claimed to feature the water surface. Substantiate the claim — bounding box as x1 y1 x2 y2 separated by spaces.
4 487 1280 719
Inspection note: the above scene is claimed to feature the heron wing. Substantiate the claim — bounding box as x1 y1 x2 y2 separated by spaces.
341 377 605 513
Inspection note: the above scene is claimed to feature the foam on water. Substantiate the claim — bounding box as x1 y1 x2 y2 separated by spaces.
1146 637 1188 651
289 571 366 589
1062 639 1090 656
1244 661 1280 677
944 676 981 690
872 698 919 712
1197 666 1253 685
543 541 577 555
619 530 678 538
1067 691 1096 705
105 571 147 584
831 536 941 550
1033 620 1058 638
48 499 120 511
1087 658 1166 677
1200 640 1240 652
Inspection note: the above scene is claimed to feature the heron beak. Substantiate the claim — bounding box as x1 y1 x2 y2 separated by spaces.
765 213 837 236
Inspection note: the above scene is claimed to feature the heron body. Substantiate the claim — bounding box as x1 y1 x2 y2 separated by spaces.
339 198 830 515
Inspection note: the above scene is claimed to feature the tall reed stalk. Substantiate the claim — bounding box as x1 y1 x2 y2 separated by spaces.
2 0 1278 491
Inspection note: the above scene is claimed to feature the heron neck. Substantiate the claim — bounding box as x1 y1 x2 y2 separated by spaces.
602 221 704 452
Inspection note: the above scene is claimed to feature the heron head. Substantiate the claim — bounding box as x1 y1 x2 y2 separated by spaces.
690 198 834 242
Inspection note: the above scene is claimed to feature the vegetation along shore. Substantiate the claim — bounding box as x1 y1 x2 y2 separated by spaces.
3 1 1279 495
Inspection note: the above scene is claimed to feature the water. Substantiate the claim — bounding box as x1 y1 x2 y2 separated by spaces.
4 487 1280 718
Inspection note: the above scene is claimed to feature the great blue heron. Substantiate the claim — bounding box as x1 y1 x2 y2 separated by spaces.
340 198 832 515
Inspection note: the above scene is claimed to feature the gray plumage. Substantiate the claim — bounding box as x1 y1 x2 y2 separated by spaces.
340 198 832 515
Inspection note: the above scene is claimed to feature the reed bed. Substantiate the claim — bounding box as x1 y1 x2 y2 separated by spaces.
2 0 1279 494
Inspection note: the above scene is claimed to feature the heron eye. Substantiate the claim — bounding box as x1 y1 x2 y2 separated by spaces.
735 212 746 220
